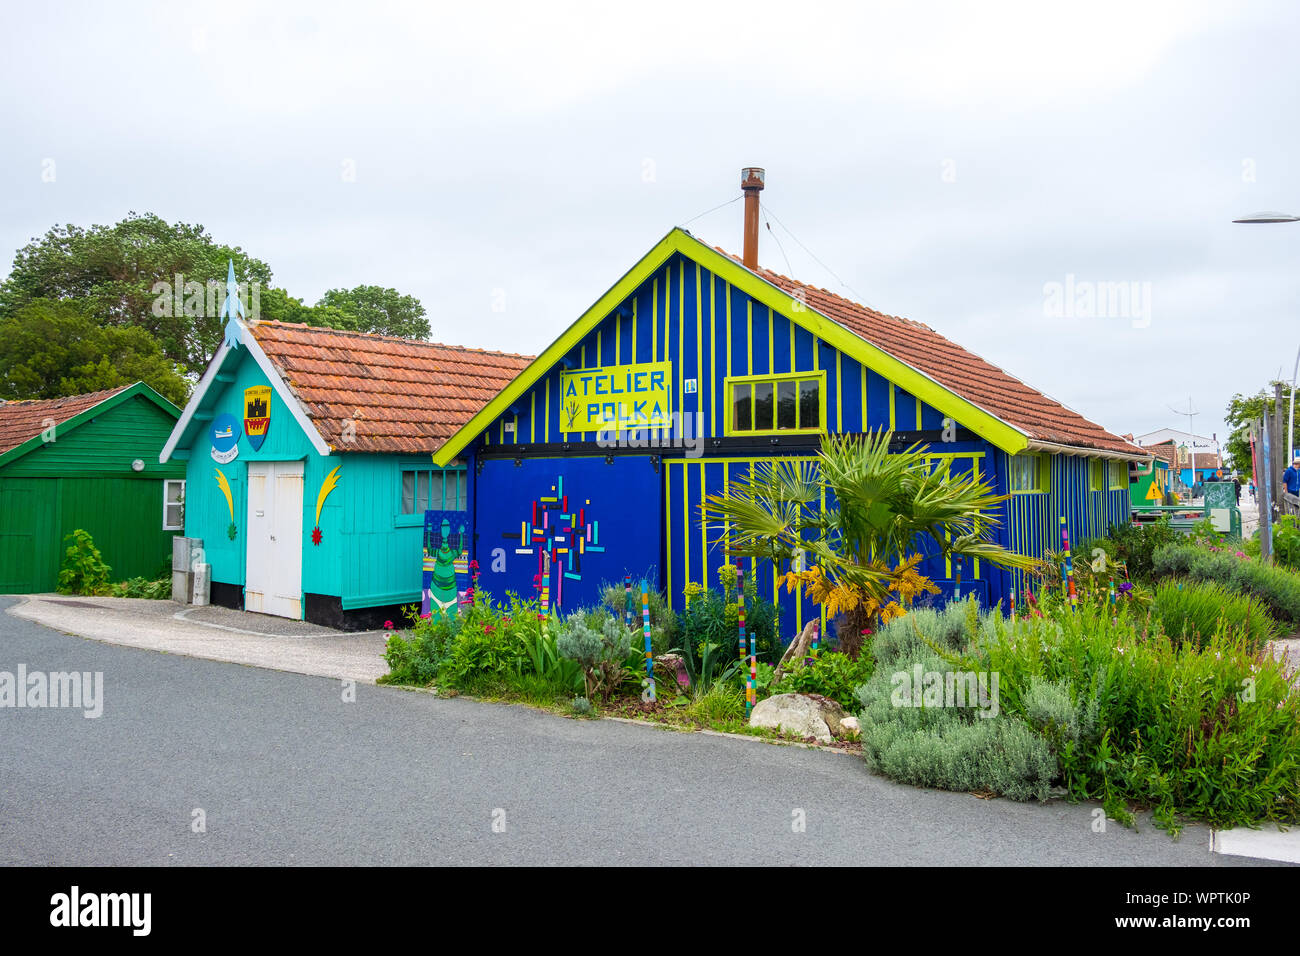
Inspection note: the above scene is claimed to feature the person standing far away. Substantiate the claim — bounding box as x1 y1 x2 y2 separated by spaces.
1284 457 1300 498
1232 473 1242 503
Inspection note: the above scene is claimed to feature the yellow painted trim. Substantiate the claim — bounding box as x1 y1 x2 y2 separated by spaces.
725 283 732 381
836 350 843 432
888 384 896 429
710 271 717 438
695 263 703 431
652 276 658 363
1009 451 1051 494
722 370 828 437
768 305 774 375
747 300 754 375
788 316 795 374
681 456 689 597
615 311 621 363
915 395 922 430
722 461 730 556
678 259 685 423
860 362 867 431
699 461 707 591
432 228 1031 465
530 390 536 443
544 378 550 443
315 465 341 526
632 298 638 363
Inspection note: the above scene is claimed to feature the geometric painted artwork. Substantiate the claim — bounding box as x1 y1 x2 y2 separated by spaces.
500 474 601 610
422 510 469 620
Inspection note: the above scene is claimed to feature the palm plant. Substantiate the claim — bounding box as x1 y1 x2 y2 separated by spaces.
701 429 1041 639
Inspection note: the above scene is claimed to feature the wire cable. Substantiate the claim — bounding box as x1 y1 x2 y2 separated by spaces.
679 194 741 229
762 202 875 309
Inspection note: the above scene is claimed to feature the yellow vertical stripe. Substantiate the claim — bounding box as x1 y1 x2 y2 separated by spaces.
699 461 707 593
665 462 673 600
759 310 769 377
682 463 689 597
836 351 842 433
678 259 685 429
860 363 867 431
889 384 896 429
544 378 550 443
530 390 535 443
814 336 819 372
710 271 717 438
596 330 602 366
789 317 795 373
695 263 702 438
973 457 981 578
615 310 621 363
652 277 658 363
916 396 922 430
632 298 638 363
723 462 730 555
747 301 753 374
665 265 671 365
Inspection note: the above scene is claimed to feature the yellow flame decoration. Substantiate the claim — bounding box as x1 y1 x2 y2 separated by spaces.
315 466 341 526
214 467 234 522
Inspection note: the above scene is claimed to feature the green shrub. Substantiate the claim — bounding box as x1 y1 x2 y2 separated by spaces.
557 611 633 702
677 569 783 668
1153 542 1300 626
600 577 677 655
975 606 1300 832
1106 518 1182 580
856 652 1057 802
108 576 171 600
770 651 875 713
56 529 111 595
1271 515 1300 571
870 600 978 668
380 607 459 686
683 681 745 724
1153 579 1278 650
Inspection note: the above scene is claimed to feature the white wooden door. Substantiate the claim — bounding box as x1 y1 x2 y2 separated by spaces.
245 461 304 618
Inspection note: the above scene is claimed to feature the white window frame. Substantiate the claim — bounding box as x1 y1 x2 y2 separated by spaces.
163 479 186 531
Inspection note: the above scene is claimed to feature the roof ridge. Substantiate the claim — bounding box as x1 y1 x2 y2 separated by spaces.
0 384 131 410
250 320 535 361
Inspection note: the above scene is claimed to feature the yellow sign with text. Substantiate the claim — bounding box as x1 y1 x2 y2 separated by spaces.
560 362 672 432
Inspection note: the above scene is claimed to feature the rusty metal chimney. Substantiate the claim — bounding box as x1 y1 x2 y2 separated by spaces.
741 167 765 269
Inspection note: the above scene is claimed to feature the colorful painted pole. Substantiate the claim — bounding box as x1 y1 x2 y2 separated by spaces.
1060 516 1077 611
747 630 756 716
1009 587 1017 622
624 574 633 629
539 582 550 640
641 580 655 703
811 618 820 659
737 562 747 666
954 553 963 598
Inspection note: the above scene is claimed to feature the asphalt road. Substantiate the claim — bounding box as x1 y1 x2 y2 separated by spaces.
0 598 1277 866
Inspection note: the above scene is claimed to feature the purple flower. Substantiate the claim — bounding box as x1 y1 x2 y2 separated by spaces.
1117 582 1134 595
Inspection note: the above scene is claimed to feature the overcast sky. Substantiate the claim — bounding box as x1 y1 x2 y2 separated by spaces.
4 0 1299 451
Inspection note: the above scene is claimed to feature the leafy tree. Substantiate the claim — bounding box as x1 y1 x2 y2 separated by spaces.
0 212 273 375
316 285 430 339
1224 383 1299 477
0 299 189 406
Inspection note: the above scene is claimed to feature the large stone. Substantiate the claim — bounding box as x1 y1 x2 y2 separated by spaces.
749 693 847 744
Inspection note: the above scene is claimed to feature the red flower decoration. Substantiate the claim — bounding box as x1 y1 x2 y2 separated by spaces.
311 526 322 545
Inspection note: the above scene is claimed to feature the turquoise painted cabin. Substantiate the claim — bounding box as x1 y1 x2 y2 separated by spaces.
433 227 1146 637
160 320 529 627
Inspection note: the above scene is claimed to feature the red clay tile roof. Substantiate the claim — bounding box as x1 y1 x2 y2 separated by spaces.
727 252 1146 457
1142 441 1220 470
0 386 131 456
248 321 533 455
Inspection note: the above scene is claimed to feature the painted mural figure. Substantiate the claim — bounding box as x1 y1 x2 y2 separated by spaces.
422 514 468 620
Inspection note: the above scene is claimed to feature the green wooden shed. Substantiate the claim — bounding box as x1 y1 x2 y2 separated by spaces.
0 382 185 593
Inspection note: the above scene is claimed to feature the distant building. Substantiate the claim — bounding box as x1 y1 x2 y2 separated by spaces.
1132 428 1222 487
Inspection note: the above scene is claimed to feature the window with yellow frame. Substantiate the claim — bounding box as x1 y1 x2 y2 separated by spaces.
1008 452 1050 493
1108 459 1128 490
1089 459 1106 492
725 371 826 436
